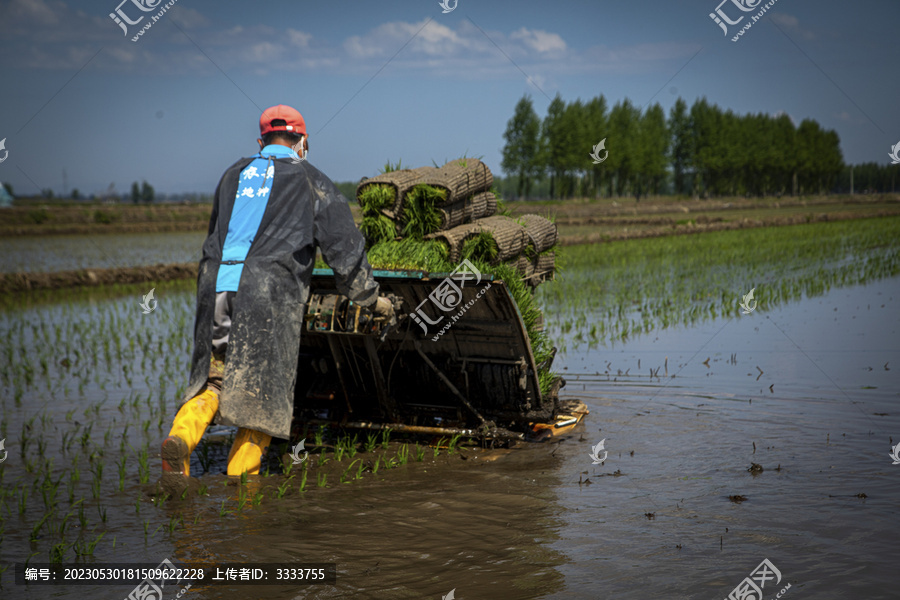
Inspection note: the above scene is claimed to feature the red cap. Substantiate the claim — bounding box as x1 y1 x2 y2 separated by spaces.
259 104 306 136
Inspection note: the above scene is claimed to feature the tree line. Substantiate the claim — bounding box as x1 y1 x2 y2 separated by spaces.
500 94 898 200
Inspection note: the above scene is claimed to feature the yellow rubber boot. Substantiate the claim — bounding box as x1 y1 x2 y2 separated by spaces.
165 388 219 476
227 428 272 476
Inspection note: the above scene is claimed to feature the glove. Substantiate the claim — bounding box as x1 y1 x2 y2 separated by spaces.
372 296 395 322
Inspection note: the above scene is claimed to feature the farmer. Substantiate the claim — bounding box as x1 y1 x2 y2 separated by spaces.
160 104 393 491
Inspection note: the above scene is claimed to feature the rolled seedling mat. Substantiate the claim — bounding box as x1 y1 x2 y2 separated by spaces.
438 190 498 230
518 214 558 256
427 215 527 264
417 158 494 205
356 166 437 216
505 254 534 279
531 251 556 285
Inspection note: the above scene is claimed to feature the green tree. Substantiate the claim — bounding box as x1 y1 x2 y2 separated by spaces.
542 94 571 199
583 95 609 198
637 103 669 199
669 98 691 196
131 181 141 204
607 99 641 197
140 180 155 204
501 95 543 199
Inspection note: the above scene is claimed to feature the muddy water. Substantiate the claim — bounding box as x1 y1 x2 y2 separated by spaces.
1 275 898 599
0 232 205 273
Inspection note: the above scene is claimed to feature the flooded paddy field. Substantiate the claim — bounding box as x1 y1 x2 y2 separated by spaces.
0 232 205 274
0 217 898 598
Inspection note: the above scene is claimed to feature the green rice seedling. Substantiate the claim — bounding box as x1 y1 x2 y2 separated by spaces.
299 465 308 492
197 439 213 474
356 459 366 480
334 444 345 462
218 501 229 518
401 184 447 239
379 159 403 174
346 434 359 459
73 532 105 556
79 423 93 450
340 459 360 484
358 183 395 211
30 512 51 542
167 515 182 532
415 443 425 462
317 450 329 467
397 444 409 465
380 428 391 449
448 434 462 455
18 488 28 516
50 542 69 563
276 475 294 499
117 455 127 492
363 432 378 453
134 497 141 514
77 501 87 529
98 505 107 523
460 231 499 263
434 437 446 458
317 473 327 488
240 471 248 487
154 492 170 507
90 464 103 500
198 484 208 497
372 456 380 475
367 238 450 271
180 488 188 501
253 491 264 506
360 212 396 247
314 424 325 447
137 448 149 484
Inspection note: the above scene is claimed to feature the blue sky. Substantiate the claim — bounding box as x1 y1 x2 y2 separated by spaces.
0 0 897 196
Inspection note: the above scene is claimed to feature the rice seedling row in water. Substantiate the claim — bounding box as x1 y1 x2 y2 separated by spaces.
539 217 900 349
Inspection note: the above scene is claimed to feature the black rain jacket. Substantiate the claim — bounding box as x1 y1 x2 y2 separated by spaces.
181 156 379 439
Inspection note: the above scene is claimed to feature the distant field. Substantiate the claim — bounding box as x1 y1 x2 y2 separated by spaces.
3 194 898 240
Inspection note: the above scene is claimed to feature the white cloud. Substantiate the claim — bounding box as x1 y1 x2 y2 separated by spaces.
509 28 566 54
0 4 700 84
287 29 312 48
770 12 815 40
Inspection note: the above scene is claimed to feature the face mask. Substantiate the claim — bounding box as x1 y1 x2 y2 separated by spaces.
292 136 308 161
